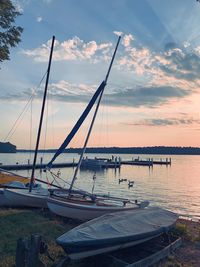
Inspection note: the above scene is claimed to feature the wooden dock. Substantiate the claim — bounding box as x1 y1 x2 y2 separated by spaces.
121 160 153 166
121 157 171 166
0 162 77 171
0 157 171 171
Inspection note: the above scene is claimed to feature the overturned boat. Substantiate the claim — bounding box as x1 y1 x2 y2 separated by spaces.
57 207 178 260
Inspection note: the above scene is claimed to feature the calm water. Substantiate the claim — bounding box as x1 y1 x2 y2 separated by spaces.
1 152 200 220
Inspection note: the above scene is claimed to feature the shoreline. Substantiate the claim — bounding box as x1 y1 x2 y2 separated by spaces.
0 208 200 267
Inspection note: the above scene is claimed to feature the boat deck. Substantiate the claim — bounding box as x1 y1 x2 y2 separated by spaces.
0 172 29 184
51 194 133 208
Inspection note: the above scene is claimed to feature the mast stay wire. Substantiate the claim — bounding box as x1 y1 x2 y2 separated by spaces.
41 70 56 163
29 100 33 160
3 71 48 142
42 81 50 157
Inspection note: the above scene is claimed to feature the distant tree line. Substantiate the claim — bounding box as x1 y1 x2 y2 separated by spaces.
0 142 16 153
18 146 200 155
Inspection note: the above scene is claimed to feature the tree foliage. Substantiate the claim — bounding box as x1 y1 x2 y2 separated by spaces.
0 0 23 62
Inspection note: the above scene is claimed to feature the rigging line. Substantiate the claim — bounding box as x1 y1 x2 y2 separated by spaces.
44 68 53 153
29 36 55 193
48 170 71 186
42 86 50 156
69 36 121 193
69 90 105 192
29 99 33 160
3 71 48 142
48 84 55 148
103 94 109 148
98 95 106 147
49 172 63 188
48 169 85 192
3 95 34 142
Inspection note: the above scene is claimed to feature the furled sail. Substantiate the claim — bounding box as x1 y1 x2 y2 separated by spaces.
47 80 106 169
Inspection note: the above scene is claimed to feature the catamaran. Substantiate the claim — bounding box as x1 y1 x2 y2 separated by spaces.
45 35 149 220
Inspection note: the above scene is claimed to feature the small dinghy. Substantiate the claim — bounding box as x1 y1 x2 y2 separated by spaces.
57 207 178 260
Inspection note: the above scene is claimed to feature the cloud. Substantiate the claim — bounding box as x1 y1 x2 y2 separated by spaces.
13 0 52 12
42 0 53 3
128 117 200 127
104 85 189 108
21 37 112 62
159 45 200 81
118 44 154 75
117 37 200 89
113 31 123 37
122 34 134 48
21 33 200 91
13 0 30 12
10 33 200 110
36 16 43 22
1 81 190 109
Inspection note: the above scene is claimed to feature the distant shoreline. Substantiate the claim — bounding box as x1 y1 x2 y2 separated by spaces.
17 146 200 155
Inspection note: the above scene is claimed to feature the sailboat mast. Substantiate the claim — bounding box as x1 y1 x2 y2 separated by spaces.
69 36 121 193
105 36 121 83
29 36 55 192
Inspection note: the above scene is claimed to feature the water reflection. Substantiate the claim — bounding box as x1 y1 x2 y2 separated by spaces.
1 153 200 220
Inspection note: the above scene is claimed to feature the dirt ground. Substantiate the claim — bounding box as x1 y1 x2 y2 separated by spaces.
160 218 200 267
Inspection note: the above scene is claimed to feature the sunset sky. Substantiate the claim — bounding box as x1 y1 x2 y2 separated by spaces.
1 0 200 149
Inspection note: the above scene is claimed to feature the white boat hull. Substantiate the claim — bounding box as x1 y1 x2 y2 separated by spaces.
47 197 142 221
4 188 49 208
0 189 16 206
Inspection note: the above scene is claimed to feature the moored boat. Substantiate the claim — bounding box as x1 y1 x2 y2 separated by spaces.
57 207 178 260
0 181 27 206
4 186 49 208
1 36 56 208
80 157 121 169
47 194 149 221
45 36 149 220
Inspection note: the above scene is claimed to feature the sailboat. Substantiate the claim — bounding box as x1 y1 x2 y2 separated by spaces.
46 36 149 221
4 36 56 208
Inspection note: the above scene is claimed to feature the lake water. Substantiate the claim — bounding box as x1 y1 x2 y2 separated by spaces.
0 152 200 220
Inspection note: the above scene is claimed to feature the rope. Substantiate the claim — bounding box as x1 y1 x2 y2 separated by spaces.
4 71 48 142
29 100 33 160
3 94 34 142
42 87 49 157
47 169 85 192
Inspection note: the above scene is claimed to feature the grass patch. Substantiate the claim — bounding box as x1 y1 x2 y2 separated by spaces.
0 208 78 267
174 222 188 236
1 210 200 267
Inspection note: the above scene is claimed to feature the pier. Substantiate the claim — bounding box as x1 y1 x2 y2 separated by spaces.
0 162 77 171
121 160 153 166
0 157 171 171
121 157 171 166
